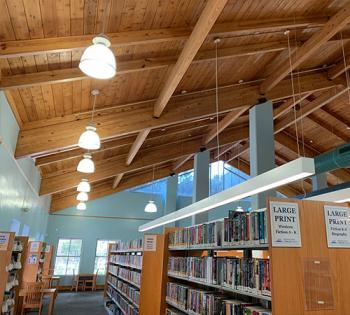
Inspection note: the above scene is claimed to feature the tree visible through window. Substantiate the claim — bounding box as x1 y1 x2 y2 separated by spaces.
54 239 82 276
94 240 116 275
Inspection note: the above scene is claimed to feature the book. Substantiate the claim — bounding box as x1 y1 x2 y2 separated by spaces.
111 239 143 252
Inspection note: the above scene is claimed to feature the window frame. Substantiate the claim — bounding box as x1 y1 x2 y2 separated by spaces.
93 239 116 275
54 238 83 276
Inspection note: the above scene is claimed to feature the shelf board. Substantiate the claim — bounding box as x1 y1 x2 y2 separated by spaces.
166 298 190 314
109 261 142 271
167 273 272 301
110 249 143 254
168 243 269 251
107 292 138 315
108 271 141 289
107 281 139 308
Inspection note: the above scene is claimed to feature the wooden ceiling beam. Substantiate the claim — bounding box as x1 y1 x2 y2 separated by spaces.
172 154 194 172
273 92 313 120
260 3 350 94
274 86 348 133
15 72 335 158
0 16 327 58
50 161 193 212
0 41 290 90
328 54 350 80
153 0 228 117
112 173 124 189
126 129 151 166
40 125 249 195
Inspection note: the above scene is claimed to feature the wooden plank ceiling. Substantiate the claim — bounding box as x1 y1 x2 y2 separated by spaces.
2 0 350 212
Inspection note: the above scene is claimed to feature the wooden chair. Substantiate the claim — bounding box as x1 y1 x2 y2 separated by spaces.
41 275 52 289
71 270 84 292
84 270 98 291
20 282 44 315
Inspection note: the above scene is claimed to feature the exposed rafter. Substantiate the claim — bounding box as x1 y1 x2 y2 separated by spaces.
112 174 124 189
126 129 151 166
15 72 335 158
260 3 350 93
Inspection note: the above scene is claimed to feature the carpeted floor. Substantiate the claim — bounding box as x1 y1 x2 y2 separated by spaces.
27 291 106 315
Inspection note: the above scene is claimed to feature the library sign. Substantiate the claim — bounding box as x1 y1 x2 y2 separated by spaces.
270 201 302 247
324 205 350 248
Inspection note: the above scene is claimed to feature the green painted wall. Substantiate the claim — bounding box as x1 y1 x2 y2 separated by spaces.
0 92 50 240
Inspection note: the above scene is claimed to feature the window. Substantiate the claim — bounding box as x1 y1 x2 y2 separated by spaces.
54 239 82 276
94 240 116 275
178 170 194 197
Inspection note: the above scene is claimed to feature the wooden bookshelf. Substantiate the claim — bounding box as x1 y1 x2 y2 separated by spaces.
42 244 54 275
164 198 350 315
104 234 167 315
21 241 44 285
0 231 15 313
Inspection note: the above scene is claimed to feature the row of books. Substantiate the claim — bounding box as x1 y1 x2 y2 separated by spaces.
168 210 268 249
111 239 143 252
168 257 271 295
109 265 141 287
110 254 143 269
169 221 219 248
166 308 183 315
167 282 271 315
107 286 138 315
223 211 268 245
107 274 140 305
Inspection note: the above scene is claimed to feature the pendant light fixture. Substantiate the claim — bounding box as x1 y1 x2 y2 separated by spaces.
77 192 88 202
77 153 95 173
77 202 87 211
77 179 91 193
79 0 116 79
78 90 101 150
144 165 158 213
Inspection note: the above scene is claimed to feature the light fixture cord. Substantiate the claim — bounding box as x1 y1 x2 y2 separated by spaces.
215 39 220 164
340 31 350 105
286 30 301 159
91 93 97 123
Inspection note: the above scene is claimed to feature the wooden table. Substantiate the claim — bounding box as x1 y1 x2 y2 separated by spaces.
20 288 57 315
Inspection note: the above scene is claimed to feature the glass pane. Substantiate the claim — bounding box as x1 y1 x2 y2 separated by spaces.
96 240 109 257
57 239 70 256
54 257 68 275
69 239 82 256
66 257 80 275
94 257 107 275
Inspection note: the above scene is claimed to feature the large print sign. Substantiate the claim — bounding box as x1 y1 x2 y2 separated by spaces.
270 201 302 247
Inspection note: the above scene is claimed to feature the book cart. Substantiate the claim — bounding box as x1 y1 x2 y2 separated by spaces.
104 234 168 315
0 232 28 315
164 197 350 315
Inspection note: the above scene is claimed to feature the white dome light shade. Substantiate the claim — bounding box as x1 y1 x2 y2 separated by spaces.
77 192 88 202
77 154 95 173
144 200 157 213
78 124 101 150
77 202 87 211
79 35 116 79
77 179 91 193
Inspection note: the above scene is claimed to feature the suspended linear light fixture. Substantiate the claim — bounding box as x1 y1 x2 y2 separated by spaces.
77 192 88 202
77 179 91 193
144 165 158 213
139 157 315 231
77 153 95 173
78 90 101 150
77 202 87 211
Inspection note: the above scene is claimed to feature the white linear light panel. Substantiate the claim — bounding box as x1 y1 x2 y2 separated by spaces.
139 157 315 232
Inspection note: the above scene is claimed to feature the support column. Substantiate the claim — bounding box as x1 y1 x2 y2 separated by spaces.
311 173 327 191
192 150 210 225
249 100 275 209
163 174 178 228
